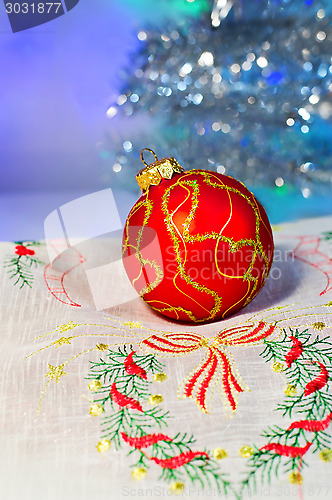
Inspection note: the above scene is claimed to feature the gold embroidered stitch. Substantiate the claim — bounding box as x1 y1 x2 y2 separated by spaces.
52 337 72 347
319 448 332 462
170 482 185 494
312 321 325 330
88 380 102 391
45 364 67 383
96 343 109 351
57 321 78 333
90 404 104 417
96 439 111 453
284 384 297 397
131 467 147 480
272 362 284 372
153 373 167 382
149 394 163 405
239 445 254 458
200 338 210 347
30 306 331 416
123 321 142 329
288 472 303 485
213 448 228 459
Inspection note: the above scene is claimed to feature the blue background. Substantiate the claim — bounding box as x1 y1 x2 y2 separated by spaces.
0 0 331 240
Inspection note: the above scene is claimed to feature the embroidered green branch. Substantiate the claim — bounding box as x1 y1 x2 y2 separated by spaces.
239 327 332 498
86 345 232 495
321 231 332 241
4 241 43 289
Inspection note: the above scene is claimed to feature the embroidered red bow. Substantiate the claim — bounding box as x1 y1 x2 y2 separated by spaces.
141 321 276 414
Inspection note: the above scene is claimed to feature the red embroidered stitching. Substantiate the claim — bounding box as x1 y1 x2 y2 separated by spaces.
285 336 303 367
304 362 329 396
260 442 312 457
220 351 236 410
143 334 198 353
141 322 275 413
228 364 244 393
217 325 253 340
124 352 147 379
195 349 219 412
4 241 42 289
121 432 172 449
221 322 276 345
287 412 332 432
184 348 214 398
150 451 209 469
86 345 231 492
110 382 143 412
15 245 35 256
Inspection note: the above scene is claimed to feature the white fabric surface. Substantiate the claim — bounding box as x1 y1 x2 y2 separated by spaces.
1 215 332 500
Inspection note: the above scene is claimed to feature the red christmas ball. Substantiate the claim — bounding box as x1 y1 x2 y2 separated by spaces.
122 150 274 323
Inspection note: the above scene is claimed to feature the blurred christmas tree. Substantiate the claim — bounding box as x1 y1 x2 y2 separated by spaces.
104 0 332 200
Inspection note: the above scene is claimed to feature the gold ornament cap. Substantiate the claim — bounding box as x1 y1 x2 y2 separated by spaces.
136 148 184 191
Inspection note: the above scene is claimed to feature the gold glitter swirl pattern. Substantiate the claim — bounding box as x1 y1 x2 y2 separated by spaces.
123 196 164 295
160 178 222 322
150 170 274 322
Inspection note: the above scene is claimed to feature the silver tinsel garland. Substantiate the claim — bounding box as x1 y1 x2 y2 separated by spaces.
104 0 332 196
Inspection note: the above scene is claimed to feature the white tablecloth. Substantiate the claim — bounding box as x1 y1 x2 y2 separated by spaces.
1 215 331 500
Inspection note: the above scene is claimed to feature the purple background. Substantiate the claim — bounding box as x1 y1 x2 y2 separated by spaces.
0 1 331 240
0 0 138 193
0 1 143 239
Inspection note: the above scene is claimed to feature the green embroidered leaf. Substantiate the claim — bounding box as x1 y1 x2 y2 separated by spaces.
4 241 43 289
239 328 332 497
86 345 232 495
321 231 332 241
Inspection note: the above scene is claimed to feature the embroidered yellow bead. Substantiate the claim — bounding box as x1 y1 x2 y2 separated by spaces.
89 404 104 417
88 380 102 392
131 467 147 480
153 373 167 382
96 439 111 453
170 482 185 494
289 471 303 485
239 445 254 458
149 394 163 405
319 448 332 462
312 322 325 330
213 448 228 459
284 384 297 397
272 362 284 372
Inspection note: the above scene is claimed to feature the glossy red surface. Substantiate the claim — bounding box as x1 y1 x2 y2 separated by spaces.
122 170 274 323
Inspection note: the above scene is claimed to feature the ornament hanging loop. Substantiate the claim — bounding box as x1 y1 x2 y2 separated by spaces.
140 148 158 167
136 149 184 191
